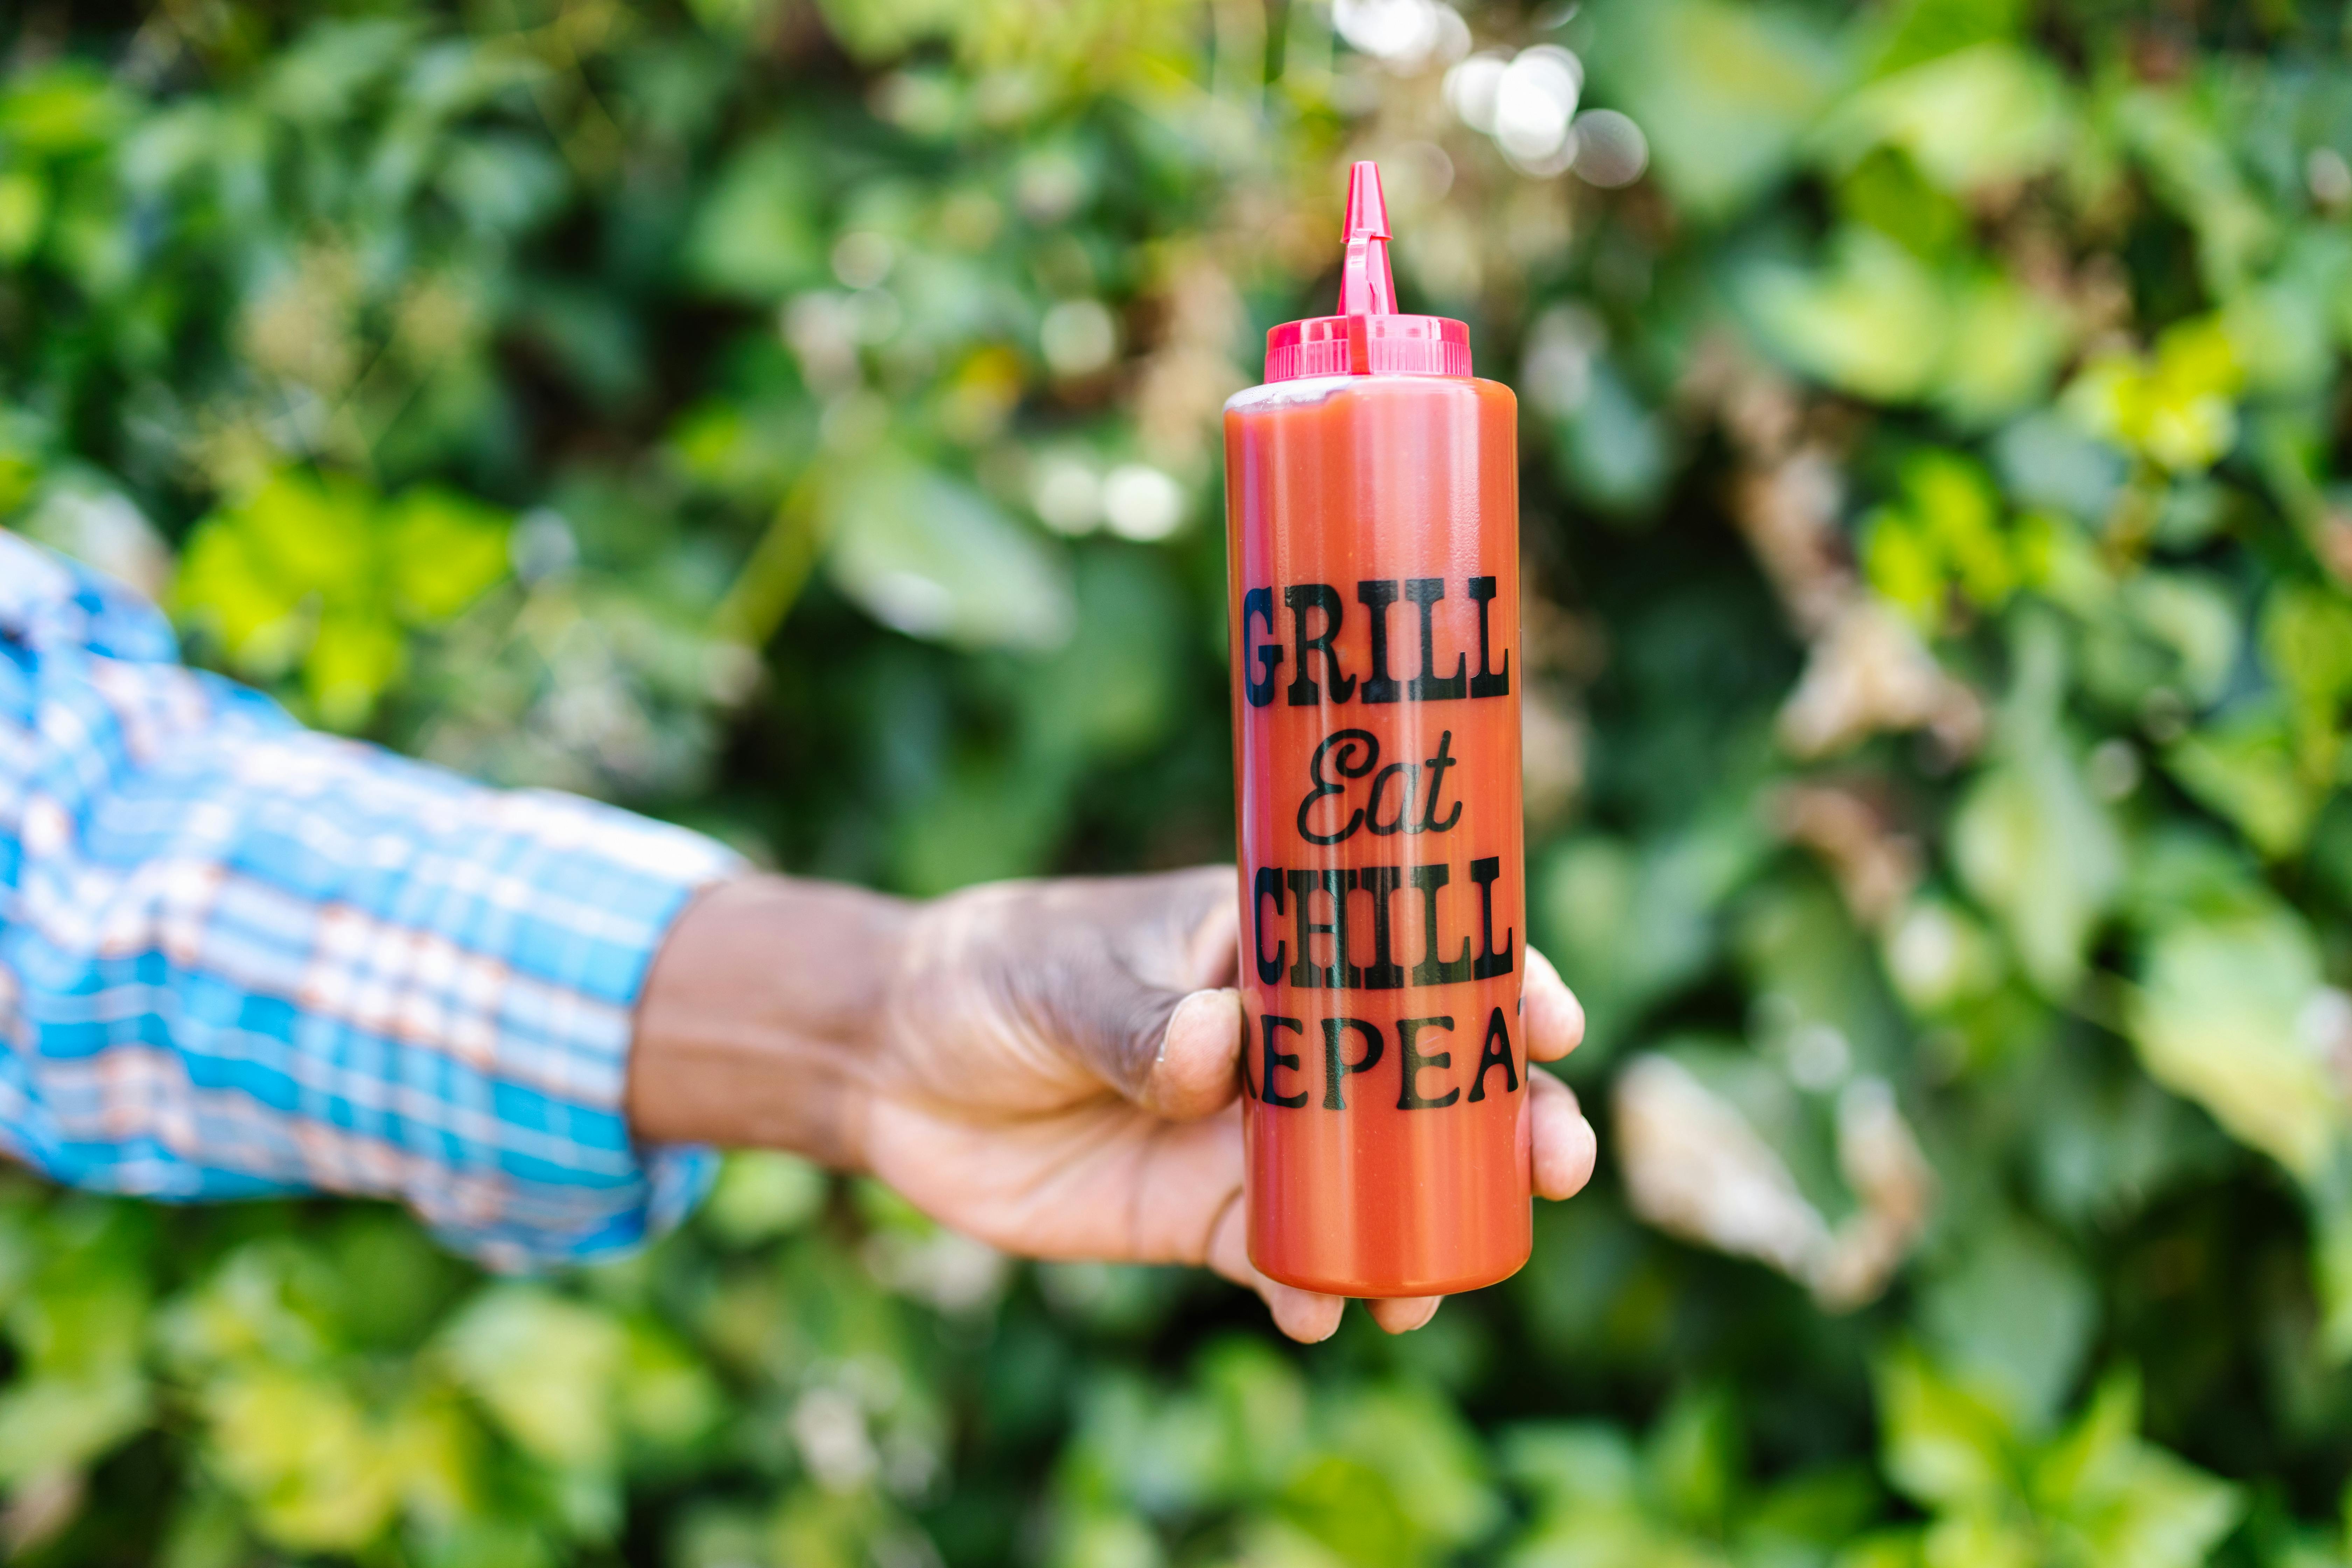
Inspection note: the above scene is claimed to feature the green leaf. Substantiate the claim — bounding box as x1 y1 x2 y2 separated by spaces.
440 1286 628 1472
305 608 406 732
825 458 1074 651
1504 1423 1644 1516
2224 240 2349 400
1857 0 2028 76
0 1372 149 1481
681 131 827 300
2309 1178 2352 1361
1550 359 1672 515
1200 1338 1311 1497
1052 1509 1170 1568
1326 1386 1500 1549
0 64 129 153
212 471 378 599
1920 1511 2038 1568
1832 1531 1927 1568
2110 85 2275 297
1020 546 1182 763
2033 1373 2241 1568
172 523 309 671
2128 906 2341 1180
1935 272 2073 426
2261 582 2352 777
1874 1345 2016 1512
1583 0 1845 221
812 0 965 63
1536 815 1767 1062
1952 742 2122 999
201 1367 402 1552
1918 1219 2096 1434
2165 709 2327 860
1644 1385 1740 1531
1818 44 2072 194
618 1320 722 1451
1745 228 1948 401
701 1151 828 1245
0 168 47 263
261 18 422 122
384 486 511 624
2061 317 2244 473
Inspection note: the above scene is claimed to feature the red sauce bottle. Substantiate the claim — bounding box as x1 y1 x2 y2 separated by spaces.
1225 162 1528 1298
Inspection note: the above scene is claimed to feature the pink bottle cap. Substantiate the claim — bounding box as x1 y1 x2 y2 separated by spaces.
1263 161 1472 383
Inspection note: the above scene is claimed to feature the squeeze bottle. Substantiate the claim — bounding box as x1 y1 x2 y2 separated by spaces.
1225 161 1528 1297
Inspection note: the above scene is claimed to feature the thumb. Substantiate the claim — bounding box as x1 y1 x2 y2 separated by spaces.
1038 867 1243 1119
1136 986 1246 1120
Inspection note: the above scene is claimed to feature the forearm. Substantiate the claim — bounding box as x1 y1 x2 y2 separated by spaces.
627 874 910 1169
2 531 747 1264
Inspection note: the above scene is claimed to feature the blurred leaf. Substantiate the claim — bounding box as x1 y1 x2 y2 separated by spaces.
1584 0 1844 221
306 608 406 729
2164 708 2326 860
1324 1385 1500 1550
1536 814 1768 1062
1744 228 1947 401
440 1286 627 1472
0 65 129 153
826 457 1074 651
813 0 964 64
683 131 827 299
384 487 511 623
1935 272 2074 426
1874 1345 2015 1511
1549 359 1672 516
1992 413 2125 524
702 1152 828 1246
1021 546 1182 762
2063 316 2245 473
1858 0 2028 77
0 1372 148 1483
0 168 47 263
2128 904 2340 1180
1953 620 2123 996
201 1368 402 1551
1918 1218 2096 1434
1818 44 2071 194
618 1320 722 1452
1645 1385 1739 1531
1199 1338 1310 1496
2110 84 2276 296
1278 1455 1425 1568
1863 448 2026 628
2031 1373 2241 1568
2261 581 2352 775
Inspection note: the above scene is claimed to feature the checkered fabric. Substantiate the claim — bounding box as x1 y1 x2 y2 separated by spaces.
0 531 737 1269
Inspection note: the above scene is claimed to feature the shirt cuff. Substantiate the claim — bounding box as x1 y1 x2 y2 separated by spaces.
391 788 743 1272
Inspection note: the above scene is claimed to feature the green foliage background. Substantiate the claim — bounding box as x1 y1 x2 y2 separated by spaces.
4 0 2352 1563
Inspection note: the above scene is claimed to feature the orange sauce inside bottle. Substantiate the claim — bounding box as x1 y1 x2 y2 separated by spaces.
1225 372 1527 1297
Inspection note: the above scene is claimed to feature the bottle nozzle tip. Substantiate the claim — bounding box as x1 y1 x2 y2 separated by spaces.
1336 161 1396 316
1343 160 1390 240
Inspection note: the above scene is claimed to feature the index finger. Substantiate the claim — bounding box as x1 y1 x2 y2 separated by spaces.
1524 947 1586 1063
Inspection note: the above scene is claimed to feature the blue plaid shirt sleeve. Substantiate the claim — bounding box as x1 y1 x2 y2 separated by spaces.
0 531 740 1269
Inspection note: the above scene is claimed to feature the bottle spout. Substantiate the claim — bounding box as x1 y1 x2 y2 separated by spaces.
1261 159 1468 381
1336 160 1396 317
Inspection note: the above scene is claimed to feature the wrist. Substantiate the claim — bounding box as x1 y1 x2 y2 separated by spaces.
626 873 911 1168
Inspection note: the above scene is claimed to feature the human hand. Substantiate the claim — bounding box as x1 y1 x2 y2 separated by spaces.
629 867 1596 1342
